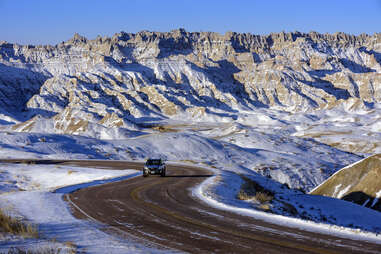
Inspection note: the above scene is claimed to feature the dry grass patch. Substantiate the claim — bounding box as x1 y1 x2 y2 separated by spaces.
255 191 274 203
0 209 38 238
64 241 76 252
152 125 178 133
3 240 77 254
6 246 73 254
237 176 274 204
259 203 271 212
237 189 252 200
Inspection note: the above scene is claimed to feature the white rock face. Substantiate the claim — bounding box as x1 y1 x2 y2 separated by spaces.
0 30 380 135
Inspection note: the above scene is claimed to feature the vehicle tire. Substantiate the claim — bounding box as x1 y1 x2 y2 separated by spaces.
143 171 149 177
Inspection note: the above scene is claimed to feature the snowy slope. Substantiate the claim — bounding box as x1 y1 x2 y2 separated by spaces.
0 126 359 191
0 163 174 253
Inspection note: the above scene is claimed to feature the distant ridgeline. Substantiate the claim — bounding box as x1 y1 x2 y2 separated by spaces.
0 29 380 134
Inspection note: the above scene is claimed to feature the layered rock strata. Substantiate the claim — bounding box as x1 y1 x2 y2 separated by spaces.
0 29 380 134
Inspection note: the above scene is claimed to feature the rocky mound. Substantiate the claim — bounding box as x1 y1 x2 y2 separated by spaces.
310 154 381 212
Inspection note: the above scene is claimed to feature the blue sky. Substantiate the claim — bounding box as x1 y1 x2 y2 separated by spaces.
1 0 381 45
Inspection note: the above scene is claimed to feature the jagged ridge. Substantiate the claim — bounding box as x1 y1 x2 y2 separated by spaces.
0 29 380 135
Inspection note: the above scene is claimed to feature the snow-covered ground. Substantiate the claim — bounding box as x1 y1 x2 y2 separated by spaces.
0 163 175 253
194 169 381 245
0 104 380 252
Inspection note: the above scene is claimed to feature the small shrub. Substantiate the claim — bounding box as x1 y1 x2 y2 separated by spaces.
0 209 38 238
237 190 251 200
255 191 274 203
237 176 274 204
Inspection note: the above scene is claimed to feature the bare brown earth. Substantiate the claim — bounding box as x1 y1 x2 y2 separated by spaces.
2 159 381 253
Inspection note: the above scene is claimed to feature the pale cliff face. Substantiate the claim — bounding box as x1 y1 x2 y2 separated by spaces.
0 30 380 135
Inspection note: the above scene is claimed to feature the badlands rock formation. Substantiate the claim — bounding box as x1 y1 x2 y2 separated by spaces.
311 154 381 212
0 29 380 136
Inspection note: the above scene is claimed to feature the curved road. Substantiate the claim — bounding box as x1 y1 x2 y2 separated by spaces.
62 161 380 254
3 159 380 253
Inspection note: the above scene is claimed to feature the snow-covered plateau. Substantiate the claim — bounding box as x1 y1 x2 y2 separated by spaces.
0 30 380 252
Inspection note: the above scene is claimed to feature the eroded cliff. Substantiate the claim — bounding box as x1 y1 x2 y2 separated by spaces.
0 29 380 135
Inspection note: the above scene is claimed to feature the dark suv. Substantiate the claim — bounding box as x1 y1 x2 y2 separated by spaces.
143 158 166 177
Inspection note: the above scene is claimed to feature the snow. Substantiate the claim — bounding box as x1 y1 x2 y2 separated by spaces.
332 184 342 197
376 190 381 199
336 185 352 199
0 163 172 253
371 190 381 207
0 103 380 251
291 105 381 155
192 169 381 245
0 191 172 253
0 163 137 192
1 30 381 252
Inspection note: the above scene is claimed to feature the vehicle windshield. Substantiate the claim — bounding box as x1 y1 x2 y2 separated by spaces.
146 159 161 166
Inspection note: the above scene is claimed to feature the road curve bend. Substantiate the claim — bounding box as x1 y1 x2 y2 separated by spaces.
60 161 380 254
2 159 379 253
